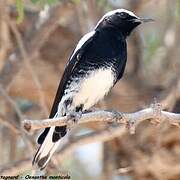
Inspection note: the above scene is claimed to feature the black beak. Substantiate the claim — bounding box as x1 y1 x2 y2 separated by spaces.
137 17 154 23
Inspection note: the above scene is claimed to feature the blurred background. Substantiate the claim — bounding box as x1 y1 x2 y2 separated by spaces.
0 0 180 179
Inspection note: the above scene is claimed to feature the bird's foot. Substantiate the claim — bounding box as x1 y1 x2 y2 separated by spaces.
66 111 82 130
84 107 99 114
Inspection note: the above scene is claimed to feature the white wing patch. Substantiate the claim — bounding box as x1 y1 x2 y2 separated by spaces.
73 68 115 110
70 31 95 61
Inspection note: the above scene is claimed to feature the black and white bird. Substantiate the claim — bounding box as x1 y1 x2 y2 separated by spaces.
33 9 153 170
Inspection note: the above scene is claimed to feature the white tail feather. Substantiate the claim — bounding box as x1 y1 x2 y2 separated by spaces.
33 126 61 169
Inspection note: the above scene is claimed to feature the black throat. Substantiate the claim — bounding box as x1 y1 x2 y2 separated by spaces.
91 26 127 68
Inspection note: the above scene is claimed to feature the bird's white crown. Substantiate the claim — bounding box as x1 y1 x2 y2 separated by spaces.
95 9 138 29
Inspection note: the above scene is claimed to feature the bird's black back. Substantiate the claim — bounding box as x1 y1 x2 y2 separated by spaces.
38 26 127 144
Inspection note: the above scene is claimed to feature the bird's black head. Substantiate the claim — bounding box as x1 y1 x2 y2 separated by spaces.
95 9 153 37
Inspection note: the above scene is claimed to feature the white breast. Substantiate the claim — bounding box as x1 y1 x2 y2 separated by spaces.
73 68 115 110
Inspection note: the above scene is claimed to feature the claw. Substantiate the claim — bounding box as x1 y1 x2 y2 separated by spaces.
66 111 82 129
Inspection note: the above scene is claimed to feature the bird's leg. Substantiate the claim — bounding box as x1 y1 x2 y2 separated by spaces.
66 105 83 129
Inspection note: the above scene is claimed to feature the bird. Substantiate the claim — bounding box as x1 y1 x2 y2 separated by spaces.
33 8 153 170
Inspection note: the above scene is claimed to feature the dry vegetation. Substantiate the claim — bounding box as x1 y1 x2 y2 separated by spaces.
0 0 180 179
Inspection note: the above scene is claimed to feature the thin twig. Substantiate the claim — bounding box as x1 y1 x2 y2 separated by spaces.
0 84 24 120
115 167 133 174
0 126 126 175
161 78 180 110
0 1 71 90
0 157 31 176
0 114 20 134
0 85 34 153
58 125 126 161
6 17 49 116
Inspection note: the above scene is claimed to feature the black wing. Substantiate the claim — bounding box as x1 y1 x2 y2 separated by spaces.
37 32 96 144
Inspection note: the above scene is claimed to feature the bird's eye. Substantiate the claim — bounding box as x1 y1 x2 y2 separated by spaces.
118 12 127 19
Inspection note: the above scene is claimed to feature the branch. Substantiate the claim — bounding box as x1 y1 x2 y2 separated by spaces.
0 158 31 176
0 84 24 120
2 105 180 175
57 126 127 162
0 1 73 88
0 126 126 175
0 85 35 153
160 78 180 110
23 104 180 133
7 15 49 116
0 114 20 135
